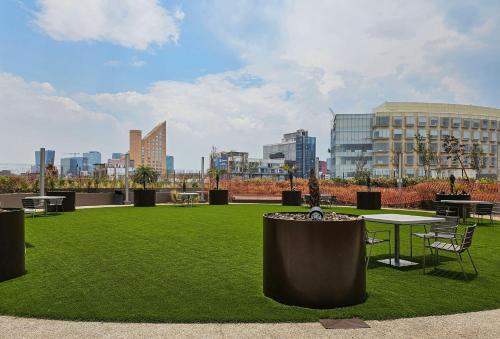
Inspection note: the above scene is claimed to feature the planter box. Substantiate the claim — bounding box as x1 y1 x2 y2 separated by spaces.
133 189 156 207
281 191 302 206
47 191 76 212
0 209 25 282
209 190 229 205
357 191 381 210
263 213 366 308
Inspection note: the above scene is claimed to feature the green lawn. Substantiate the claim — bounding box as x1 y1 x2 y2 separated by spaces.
0 204 499 323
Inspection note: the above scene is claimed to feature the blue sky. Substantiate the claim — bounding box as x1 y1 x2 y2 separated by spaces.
1 0 499 169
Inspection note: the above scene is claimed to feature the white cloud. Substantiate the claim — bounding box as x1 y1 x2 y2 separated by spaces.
0 73 126 164
33 0 184 50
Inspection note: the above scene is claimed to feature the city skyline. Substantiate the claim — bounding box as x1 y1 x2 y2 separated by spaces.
2 1 500 169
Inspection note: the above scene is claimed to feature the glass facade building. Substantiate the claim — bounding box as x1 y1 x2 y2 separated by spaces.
83 151 101 175
331 114 373 178
331 102 500 179
295 130 316 178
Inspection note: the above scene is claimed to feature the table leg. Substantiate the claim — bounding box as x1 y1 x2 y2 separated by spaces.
394 224 400 265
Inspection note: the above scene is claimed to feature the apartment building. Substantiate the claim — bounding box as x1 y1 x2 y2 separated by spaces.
129 121 167 176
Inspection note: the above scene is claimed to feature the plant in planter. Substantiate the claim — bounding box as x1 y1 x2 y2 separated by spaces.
356 172 381 210
132 165 158 207
208 169 228 205
263 168 366 308
281 164 302 206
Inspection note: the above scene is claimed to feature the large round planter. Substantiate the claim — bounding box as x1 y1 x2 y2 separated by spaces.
357 191 381 210
281 191 302 206
209 190 229 205
263 213 366 308
0 209 25 282
133 189 156 207
47 191 76 212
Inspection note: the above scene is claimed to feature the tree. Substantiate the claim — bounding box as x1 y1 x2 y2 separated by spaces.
208 169 225 190
442 135 469 181
281 164 295 191
353 154 370 184
414 133 436 179
470 143 487 179
132 166 158 190
308 168 320 208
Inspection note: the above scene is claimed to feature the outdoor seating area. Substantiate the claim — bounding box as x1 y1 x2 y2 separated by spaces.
0 203 499 324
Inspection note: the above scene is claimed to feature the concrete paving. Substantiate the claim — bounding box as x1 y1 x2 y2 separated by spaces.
1 309 499 338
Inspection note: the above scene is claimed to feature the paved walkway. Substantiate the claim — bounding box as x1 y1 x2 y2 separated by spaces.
1 309 499 338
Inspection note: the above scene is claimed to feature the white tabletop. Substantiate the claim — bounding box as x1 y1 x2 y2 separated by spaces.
361 213 445 224
178 192 199 196
441 200 491 204
26 196 66 200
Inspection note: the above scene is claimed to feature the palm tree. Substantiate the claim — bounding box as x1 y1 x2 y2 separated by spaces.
132 166 158 190
281 164 295 191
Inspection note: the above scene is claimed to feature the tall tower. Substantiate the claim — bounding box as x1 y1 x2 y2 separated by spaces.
129 130 142 168
129 121 167 176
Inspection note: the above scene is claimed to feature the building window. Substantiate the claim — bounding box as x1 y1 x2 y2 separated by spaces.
463 144 470 153
374 142 389 152
373 129 389 138
405 142 414 152
482 132 489 142
406 155 414 166
472 119 480 128
482 119 489 129
482 144 489 153
463 119 470 129
418 116 427 126
430 129 438 139
375 116 390 126
374 156 389 165
491 120 498 130
393 116 402 127
440 117 449 128
452 118 461 128
491 144 497 154
393 129 403 140
492 133 498 142
453 130 461 139
463 131 470 140
492 157 497 167
430 117 439 126
406 116 415 126
393 142 402 152
441 130 450 138
472 131 480 140
418 128 426 137
431 143 438 152
406 168 415 177
406 129 415 139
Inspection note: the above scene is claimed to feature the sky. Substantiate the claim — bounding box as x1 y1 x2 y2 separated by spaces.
1 0 500 170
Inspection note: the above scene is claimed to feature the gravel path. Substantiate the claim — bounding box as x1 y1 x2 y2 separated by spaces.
1 309 499 338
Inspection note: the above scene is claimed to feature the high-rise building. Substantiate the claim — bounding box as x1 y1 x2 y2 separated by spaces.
263 129 316 178
83 151 101 175
34 150 55 173
331 102 500 179
60 157 88 177
112 153 124 160
166 155 174 174
129 121 167 176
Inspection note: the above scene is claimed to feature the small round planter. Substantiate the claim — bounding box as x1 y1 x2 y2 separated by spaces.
209 190 229 205
47 191 76 212
133 189 156 207
0 208 25 282
263 213 366 308
356 191 381 210
281 191 302 206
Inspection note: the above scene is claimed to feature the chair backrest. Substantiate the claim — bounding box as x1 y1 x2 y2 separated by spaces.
493 202 500 215
435 202 454 216
460 224 477 251
21 198 36 209
475 203 493 215
430 215 459 233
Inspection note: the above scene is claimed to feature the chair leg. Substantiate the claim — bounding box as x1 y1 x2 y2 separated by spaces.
422 238 426 275
366 244 373 269
388 237 392 265
456 251 468 281
466 249 478 275
410 225 413 258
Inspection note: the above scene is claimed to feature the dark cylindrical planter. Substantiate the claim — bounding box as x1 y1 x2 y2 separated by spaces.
357 191 381 210
209 190 229 205
263 213 366 308
281 191 302 206
0 209 25 282
133 189 156 207
47 191 76 212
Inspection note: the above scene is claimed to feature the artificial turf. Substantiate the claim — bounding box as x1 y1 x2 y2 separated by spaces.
0 204 499 323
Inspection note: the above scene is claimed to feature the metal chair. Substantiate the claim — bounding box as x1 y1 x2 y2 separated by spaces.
423 224 478 280
434 201 458 217
48 198 64 214
21 198 42 218
474 203 494 225
413 216 459 256
365 229 391 268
